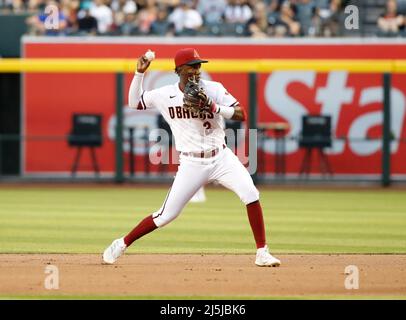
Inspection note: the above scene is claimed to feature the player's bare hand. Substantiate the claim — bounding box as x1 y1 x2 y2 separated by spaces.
136 55 151 73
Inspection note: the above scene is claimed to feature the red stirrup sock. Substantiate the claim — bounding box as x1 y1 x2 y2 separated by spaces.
124 215 158 247
246 200 267 249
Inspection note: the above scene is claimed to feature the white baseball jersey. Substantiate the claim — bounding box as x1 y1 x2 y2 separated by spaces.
129 74 239 152
128 72 259 228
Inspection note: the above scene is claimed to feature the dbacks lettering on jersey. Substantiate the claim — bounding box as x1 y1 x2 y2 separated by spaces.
169 106 214 121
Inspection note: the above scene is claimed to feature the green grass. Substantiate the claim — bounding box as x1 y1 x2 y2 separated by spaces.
0 187 405 254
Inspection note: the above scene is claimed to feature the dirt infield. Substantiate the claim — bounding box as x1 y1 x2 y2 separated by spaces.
1 254 405 298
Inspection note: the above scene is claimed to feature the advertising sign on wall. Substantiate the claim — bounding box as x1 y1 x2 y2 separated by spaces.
22 38 406 177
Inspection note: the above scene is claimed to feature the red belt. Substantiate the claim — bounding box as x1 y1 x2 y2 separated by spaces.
181 144 226 159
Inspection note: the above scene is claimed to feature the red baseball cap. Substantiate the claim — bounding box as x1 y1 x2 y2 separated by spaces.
174 48 208 68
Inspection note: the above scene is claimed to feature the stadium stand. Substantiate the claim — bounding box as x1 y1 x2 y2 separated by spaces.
1 0 404 38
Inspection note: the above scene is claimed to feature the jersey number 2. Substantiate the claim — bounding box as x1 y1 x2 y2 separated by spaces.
203 121 211 129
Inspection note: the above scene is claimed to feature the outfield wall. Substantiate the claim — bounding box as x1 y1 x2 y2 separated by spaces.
21 37 406 179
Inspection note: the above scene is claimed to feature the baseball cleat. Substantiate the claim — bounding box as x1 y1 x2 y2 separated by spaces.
102 237 127 264
255 245 281 267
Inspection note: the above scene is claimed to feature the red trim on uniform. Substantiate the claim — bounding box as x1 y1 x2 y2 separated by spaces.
246 200 266 249
136 101 143 110
153 187 172 219
140 92 147 110
229 101 239 108
124 215 157 247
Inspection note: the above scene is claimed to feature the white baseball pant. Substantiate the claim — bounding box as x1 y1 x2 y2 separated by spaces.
152 147 259 227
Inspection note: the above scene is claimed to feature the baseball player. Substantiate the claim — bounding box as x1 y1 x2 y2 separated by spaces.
103 48 280 267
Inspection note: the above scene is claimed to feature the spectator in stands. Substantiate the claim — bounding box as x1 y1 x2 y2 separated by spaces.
315 0 332 19
89 0 113 34
1 0 26 12
26 0 45 12
111 0 137 14
76 2 98 35
4 0 349 38
197 0 227 25
136 0 157 35
295 0 319 36
167 0 203 36
134 0 149 11
60 0 80 35
316 0 342 37
223 0 253 24
377 0 404 37
274 1 301 37
118 11 138 34
150 4 175 35
247 1 275 37
110 0 136 34
258 0 286 30
25 0 68 35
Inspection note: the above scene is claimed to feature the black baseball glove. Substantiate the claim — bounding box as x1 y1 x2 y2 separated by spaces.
183 80 213 115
